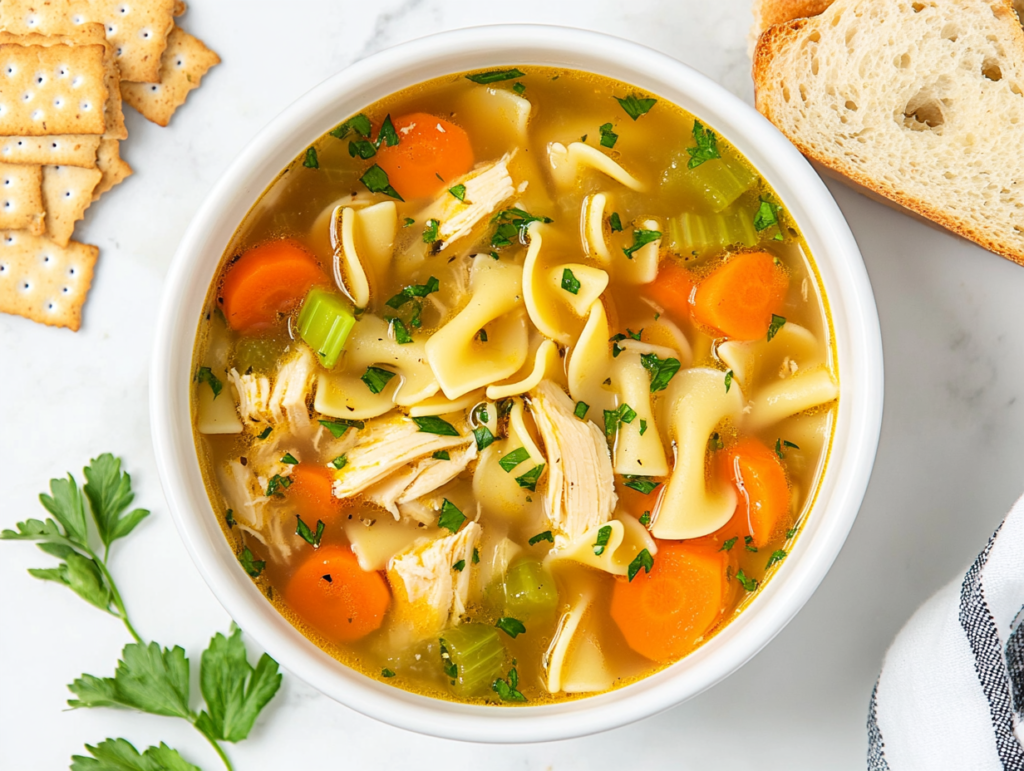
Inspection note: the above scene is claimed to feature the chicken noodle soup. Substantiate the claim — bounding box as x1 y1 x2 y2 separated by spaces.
191 66 838 705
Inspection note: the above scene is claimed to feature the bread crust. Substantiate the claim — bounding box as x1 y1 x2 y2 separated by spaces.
753 0 1024 267
753 0 835 34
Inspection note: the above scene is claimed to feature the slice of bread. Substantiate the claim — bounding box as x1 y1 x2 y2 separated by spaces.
753 0 1024 265
753 0 836 36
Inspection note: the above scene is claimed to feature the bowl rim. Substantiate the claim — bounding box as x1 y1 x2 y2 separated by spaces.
150 23 884 744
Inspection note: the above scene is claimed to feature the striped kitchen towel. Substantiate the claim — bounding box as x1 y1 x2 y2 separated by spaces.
868 496 1024 770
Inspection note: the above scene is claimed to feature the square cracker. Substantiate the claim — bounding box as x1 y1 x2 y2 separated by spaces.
0 0 176 83
91 137 131 201
0 230 98 330
0 39 108 135
0 133 100 166
43 163 101 245
120 25 218 126
0 163 44 233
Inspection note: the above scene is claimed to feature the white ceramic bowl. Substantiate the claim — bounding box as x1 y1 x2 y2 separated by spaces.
151 24 883 744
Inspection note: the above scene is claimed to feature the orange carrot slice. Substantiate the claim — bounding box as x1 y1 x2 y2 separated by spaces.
718 437 791 548
375 113 474 199
288 464 342 526
644 259 696 322
692 252 788 340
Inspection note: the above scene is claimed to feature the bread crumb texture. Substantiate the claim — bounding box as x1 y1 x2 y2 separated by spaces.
754 0 1024 264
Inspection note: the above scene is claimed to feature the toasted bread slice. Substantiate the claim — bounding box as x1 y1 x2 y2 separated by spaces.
753 0 835 35
754 0 1024 265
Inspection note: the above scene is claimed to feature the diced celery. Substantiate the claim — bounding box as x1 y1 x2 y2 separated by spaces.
668 209 760 259
661 155 758 213
504 557 559 619
233 336 288 374
297 288 355 369
439 623 506 697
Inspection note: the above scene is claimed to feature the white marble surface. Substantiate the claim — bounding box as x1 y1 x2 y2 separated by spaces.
3 1 1024 768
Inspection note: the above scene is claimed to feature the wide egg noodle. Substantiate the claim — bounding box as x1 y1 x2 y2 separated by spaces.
548 513 658 577
456 87 532 157
344 514 425 572
547 142 647 192
651 367 745 540
582 192 613 265
745 366 838 432
617 218 661 285
717 322 822 392
425 255 529 399
546 263 608 317
313 370 400 420
567 300 617 417
485 339 559 400
334 201 398 309
196 312 242 434
609 343 670 477
472 397 546 521
544 568 615 694
408 388 486 417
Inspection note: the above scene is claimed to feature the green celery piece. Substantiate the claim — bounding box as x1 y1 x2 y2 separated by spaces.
233 336 288 374
439 624 506 698
687 157 758 212
296 288 355 369
504 557 558 619
668 209 758 259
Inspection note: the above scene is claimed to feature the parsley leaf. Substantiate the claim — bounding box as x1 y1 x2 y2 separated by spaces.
239 547 265 578
466 68 525 84
449 184 467 202
403 217 415 228
452 560 466 572
257 427 272 440
623 228 661 259
412 415 460 436
490 208 552 248
330 454 348 470
265 474 291 497
473 548 480 564
71 738 201 771
438 499 466 533
640 352 681 392
599 122 619 148
639 419 648 436
361 366 397 394
432 450 450 461
492 667 527 702
515 464 545 492
318 418 364 438
767 314 787 342
388 317 414 344
280 453 298 465
574 401 590 420
559 267 582 295
766 549 787 570
623 476 660 495
593 525 612 556
330 114 371 140
382 668 396 678
359 164 404 201
608 212 623 232
348 138 377 159
604 403 637 436
639 511 651 526
720 537 738 552
386 276 440 309
627 548 654 581
302 147 319 169
83 454 151 550
195 366 222 399
194 627 283 743
422 218 440 244
736 569 758 592
724 369 734 393
754 197 783 232
786 527 798 539
496 617 526 638
68 641 192 718
529 531 554 546
473 426 496 451
499 447 530 473
687 120 720 168
513 81 526 94
377 114 399 148
745 535 759 553
616 94 657 120
295 516 325 548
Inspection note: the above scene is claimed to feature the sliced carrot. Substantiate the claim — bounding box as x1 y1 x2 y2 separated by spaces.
610 541 728 661
288 464 342 526
375 113 474 199
692 252 788 340
283 545 391 643
220 239 328 334
644 259 696 322
717 437 791 548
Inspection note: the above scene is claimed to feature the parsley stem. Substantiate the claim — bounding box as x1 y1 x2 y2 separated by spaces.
90 545 142 644
196 725 235 771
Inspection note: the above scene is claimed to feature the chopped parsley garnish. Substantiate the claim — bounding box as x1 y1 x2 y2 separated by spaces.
449 183 467 202
452 560 466 572
639 419 648 436
515 464 545 492
377 114 399 147
593 525 612 556
499 447 531 473
496 617 526 638
687 120 720 168
348 138 377 159
513 81 526 95
616 94 657 120
775 438 800 459
381 668 396 678
195 366 223 398
330 454 348 470
640 352 681 392
265 474 292 497
492 667 526 702
767 314 787 342
627 548 654 581
280 453 298 465
736 569 758 592
623 476 660 495
724 369 734 393
623 228 661 259
599 122 618 148
581 134 588 143
438 499 466 533
349 114 400 159
754 197 783 232
318 418 364 438
766 550 787 570
295 515 325 548
720 537 738 552
422 218 440 243
604 403 637 436
476 329 488 342
302 146 319 169
490 207 552 248
561 268 581 295
432 450 451 461
710 432 725 451
361 366 397 394
389 317 414 344
257 426 272 440
465 68 525 84
225 509 235 528
473 548 480 564
412 415 460 436
786 527 798 539
608 212 623 232
574 401 590 420
639 511 651 526
473 426 496 451
745 535 758 553
440 643 457 680
529 530 554 545
359 164 404 201
403 217 415 227
386 276 440 309
329 113 372 140
239 547 265 578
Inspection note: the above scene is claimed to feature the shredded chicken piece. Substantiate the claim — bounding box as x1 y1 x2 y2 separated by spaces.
437 154 515 249
216 458 296 562
227 370 271 424
227 347 315 430
363 442 478 518
529 379 617 547
388 522 482 640
332 415 473 500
